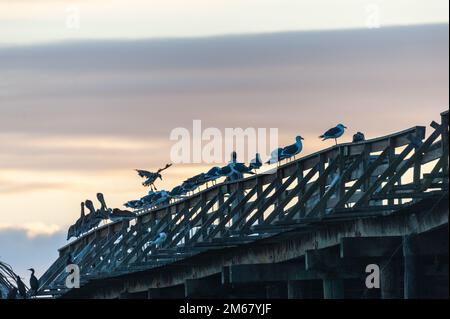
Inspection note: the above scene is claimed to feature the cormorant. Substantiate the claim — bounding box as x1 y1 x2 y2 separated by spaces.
28 268 39 296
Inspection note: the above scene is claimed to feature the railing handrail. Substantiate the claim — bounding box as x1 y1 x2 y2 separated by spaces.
58 124 426 254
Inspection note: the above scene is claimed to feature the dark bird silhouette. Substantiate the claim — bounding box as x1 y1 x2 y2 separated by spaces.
16 275 27 299
319 124 347 145
28 268 39 296
108 208 136 222
169 185 187 197
353 132 366 143
203 166 223 186
124 199 143 209
249 153 263 172
136 163 172 190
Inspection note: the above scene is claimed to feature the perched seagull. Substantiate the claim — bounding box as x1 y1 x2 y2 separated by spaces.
320 124 347 145
267 136 304 164
124 200 143 209
28 268 39 296
249 153 263 172
140 191 157 206
108 208 136 222
169 185 187 197
152 190 171 206
203 167 223 186
352 132 365 143
220 151 254 181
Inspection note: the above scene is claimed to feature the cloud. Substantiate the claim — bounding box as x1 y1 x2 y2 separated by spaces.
0 222 62 238
0 227 66 281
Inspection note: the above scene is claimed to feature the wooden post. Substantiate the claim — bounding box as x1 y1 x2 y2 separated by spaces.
288 281 305 299
322 278 344 299
217 188 225 236
441 111 449 187
380 259 401 299
265 282 287 299
403 235 419 299
296 162 305 219
256 177 264 225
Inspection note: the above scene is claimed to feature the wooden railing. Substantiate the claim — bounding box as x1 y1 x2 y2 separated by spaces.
38 111 449 295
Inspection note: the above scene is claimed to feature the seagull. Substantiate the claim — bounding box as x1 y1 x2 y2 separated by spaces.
108 208 136 222
203 167 223 186
135 163 172 191
267 136 304 164
353 132 365 143
320 124 347 145
124 200 143 209
221 151 254 181
249 153 263 172
169 185 187 197
140 191 157 206
28 268 39 296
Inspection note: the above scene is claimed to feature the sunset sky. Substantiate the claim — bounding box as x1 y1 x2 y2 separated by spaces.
0 0 448 279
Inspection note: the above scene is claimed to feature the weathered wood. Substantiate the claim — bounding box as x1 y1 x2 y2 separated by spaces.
403 234 419 299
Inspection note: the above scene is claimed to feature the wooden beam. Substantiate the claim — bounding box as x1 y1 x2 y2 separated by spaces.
222 264 321 284
185 274 223 298
340 237 402 258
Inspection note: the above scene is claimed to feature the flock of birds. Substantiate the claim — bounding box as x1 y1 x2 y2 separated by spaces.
67 193 136 240
67 124 366 241
124 124 363 210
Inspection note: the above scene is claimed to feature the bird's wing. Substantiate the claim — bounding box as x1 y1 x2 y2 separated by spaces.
136 169 151 178
219 165 232 175
157 163 173 174
234 163 251 172
281 143 298 155
323 127 341 137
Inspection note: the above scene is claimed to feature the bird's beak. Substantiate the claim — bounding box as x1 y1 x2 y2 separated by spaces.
301 137 305 140
159 176 163 180
344 126 348 129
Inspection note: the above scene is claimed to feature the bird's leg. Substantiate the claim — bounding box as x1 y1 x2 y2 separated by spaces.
335 138 338 145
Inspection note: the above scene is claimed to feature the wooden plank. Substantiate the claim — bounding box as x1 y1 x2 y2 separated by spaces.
377 124 443 197
354 143 415 207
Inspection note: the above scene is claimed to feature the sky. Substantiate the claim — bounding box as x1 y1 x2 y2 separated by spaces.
0 0 449 282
